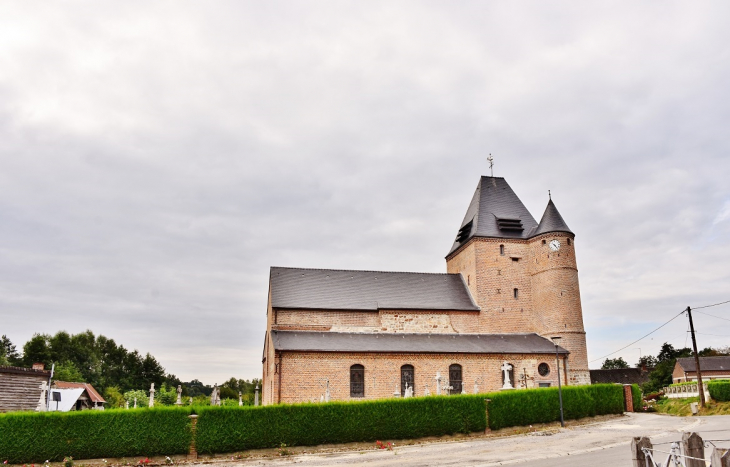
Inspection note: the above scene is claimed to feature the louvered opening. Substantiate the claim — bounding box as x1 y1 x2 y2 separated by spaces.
455 220 473 243
496 218 523 232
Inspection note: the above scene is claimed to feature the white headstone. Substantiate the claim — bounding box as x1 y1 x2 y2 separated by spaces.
254 384 259 406
125 400 129 409
175 385 182 406
435 372 442 395
501 362 514 390
134 397 137 409
149 383 155 407
424 384 430 396
238 391 243 406
324 379 330 402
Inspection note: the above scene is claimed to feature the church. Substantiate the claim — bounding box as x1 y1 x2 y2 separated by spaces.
261 175 590 405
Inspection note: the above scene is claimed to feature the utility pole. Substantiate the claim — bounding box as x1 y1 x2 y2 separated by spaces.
686 306 705 408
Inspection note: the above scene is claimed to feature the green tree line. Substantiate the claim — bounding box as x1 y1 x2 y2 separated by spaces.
0 331 260 408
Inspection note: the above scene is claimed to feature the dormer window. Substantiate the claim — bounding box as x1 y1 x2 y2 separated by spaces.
500 245 505 255
496 218 524 232
455 220 473 244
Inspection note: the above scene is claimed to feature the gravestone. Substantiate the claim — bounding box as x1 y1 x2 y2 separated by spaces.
501 362 514 390
149 383 155 407
175 385 182 406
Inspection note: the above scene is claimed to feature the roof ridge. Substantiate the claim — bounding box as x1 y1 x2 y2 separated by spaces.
270 266 459 277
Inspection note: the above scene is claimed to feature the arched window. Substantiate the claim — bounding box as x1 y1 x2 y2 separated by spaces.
449 364 463 395
350 364 364 398
500 244 505 255
401 364 414 397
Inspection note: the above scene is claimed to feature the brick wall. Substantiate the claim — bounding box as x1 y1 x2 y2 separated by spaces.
269 351 567 404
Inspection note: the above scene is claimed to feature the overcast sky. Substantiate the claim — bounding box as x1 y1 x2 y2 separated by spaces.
1 1 729 384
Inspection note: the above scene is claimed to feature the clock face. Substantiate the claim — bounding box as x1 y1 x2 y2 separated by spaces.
549 240 561 251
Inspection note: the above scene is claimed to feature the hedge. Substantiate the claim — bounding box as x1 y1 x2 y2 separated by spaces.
0 384 629 462
631 384 642 411
708 380 730 402
0 407 193 464
194 395 487 453
485 384 624 430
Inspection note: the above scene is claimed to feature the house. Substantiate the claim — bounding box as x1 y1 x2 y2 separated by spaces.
261 175 591 404
0 364 51 412
673 356 730 383
48 381 106 411
590 368 652 386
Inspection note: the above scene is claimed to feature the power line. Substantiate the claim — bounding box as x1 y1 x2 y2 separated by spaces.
695 310 730 323
589 309 685 364
693 299 730 310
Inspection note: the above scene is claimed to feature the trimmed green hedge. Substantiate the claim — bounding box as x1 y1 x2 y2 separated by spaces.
708 380 730 402
485 384 624 430
194 395 487 453
631 384 642 411
0 384 628 462
0 407 193 464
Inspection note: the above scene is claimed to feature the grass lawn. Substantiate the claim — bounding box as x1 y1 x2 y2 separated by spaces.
654 397 730 416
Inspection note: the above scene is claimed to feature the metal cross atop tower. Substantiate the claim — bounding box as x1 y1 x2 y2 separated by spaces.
487 154 494 177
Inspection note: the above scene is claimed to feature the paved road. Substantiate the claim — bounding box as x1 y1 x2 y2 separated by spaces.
230 414 730 466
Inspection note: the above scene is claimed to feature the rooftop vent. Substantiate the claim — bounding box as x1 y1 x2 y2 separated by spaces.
496 218 523 232
455 220 473 244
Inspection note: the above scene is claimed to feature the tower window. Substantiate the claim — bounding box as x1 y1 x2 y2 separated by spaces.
511 257 519 262
567 238 571 245
513 288 519 299
500 245 504 255
542 239 546 245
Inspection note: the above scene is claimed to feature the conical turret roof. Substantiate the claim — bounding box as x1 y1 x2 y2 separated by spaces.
533 199 573 236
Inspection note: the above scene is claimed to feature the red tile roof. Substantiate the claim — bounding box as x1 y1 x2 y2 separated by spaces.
53 381 106 403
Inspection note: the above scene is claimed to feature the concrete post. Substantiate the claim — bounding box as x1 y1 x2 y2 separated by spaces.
631 437 652 467
188 414 198 460
712 448 730 467
681 432 704 467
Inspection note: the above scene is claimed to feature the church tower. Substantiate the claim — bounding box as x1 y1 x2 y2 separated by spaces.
446 176 590 385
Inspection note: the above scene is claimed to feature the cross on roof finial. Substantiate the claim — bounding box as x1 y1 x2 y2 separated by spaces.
487 154 494 177
548 190 551 200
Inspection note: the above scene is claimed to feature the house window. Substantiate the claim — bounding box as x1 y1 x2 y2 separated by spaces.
350 364 364 398
538 382 551 388
401 364 414 397
500 245 505 255
514 288 519 299
538 363 550 376
449 364 463 395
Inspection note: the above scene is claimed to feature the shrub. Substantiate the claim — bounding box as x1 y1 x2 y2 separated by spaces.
708 380 730 402
485 384 624 430
0 407 193 463
194 395 487 453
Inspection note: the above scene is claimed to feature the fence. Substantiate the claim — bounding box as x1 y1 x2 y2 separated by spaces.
662 383 710 400
631 432 730 467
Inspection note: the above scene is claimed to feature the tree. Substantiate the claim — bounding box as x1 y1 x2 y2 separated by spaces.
53 361 85 382
636 355 658 369
22 333 52 367
103 386 125 408
602 357 629 369
0 335 21 366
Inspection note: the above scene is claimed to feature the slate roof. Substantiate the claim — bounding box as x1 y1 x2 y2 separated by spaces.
271 330 569 355
270 267 480 311
533 199 573 236
589 368 651 385
676 356 730 372
53 381 106 404
447 177 573 256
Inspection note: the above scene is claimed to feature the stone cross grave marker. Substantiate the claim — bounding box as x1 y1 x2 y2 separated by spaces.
501 362 514 390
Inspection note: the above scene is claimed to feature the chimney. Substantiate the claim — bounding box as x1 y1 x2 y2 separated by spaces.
32 363 45 371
